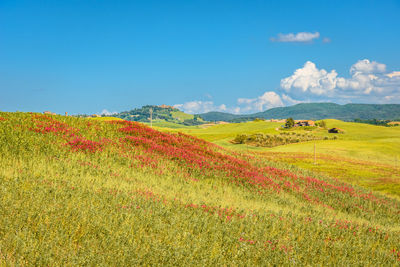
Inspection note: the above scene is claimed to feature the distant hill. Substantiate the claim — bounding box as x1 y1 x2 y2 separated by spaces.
113 105 205 126
196 111 246 122
198 103 400 121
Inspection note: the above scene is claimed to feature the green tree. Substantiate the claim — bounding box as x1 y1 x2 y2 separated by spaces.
316 120 326 128
285 118 295 128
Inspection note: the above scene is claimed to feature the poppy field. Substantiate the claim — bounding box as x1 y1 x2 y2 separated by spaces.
1 112 400 265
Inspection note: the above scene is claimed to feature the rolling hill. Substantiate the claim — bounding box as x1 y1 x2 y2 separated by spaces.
198 103 400 121
172 119 400 198
195 111 250 122
1 112 400 265
113 105 205 126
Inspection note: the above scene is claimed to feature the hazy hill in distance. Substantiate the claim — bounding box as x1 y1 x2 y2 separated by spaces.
194 111 250 122
113 105 205 126
198 103 400 121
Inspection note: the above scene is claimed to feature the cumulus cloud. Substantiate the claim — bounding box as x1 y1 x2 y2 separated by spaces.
350 59 386 74
174 91 302 115
270 32 320 43
237 91 284 113
281 59 400 103
386 71 400 78
173 101 227 114
281 94 304 105
281 61 338 96
175 59 400 115
100 109 117 116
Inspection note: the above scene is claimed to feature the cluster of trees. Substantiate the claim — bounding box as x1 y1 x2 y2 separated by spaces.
232 132 335 148
111 106 205 125
285 118 295 128
284 118 326 129
114 105 174 122
315 120 326 128
182 115 204 126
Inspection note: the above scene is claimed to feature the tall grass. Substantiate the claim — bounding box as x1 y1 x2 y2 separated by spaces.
1 112 400 265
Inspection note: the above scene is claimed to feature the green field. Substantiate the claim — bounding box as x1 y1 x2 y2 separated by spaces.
170 110 195 121
175 119 400 163
176 120 283 142
169 119 400 198
1 113 400 265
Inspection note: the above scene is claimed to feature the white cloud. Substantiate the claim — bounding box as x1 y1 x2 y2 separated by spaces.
280 61 338 96
281 59 400 102
100 109 117 116
175 59 400 115
322 37 331 43
336 73 381 94
281 94 303 105
386 71 400 78
174 91 296 115
219 104 227 111
173 101 228 114
237 91 284 113
270 32 320 43
350 59 386 74
233 107 241 114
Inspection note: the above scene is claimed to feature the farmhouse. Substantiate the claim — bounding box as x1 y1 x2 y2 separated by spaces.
159 104 176 109
328 127 344 133
294 120 315 127
270 119 286 123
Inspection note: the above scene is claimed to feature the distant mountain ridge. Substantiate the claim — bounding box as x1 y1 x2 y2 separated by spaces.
111 103 400 125
198 103 400 121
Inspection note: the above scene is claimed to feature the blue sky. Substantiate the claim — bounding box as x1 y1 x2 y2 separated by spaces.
1 0 400 114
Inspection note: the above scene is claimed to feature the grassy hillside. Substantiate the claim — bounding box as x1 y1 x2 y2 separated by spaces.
1 112 400 265
176 120 283 142
257 151 400 199
173 119 400 198
175 119 400 165
267 120 400 164
197 111 246 122
170 110 194 121
88 116 125 122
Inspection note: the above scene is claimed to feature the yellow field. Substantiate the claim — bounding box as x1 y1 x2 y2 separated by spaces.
166 119 400 198
1 113 400 265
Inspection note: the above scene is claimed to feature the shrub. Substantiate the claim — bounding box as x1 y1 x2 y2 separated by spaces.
285 118 295 128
